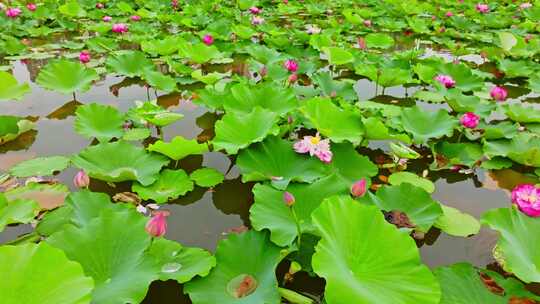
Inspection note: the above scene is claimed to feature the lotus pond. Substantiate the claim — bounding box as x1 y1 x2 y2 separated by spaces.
1 0 540 303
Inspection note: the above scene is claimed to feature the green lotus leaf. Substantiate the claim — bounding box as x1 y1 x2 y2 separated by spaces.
47 207 156 304
147 136 208 161
141 37 181 56
327 143 379 185
106 51 155 78
74 103 125 143
0 243 94 304
250 174 349 246
435 263 506 304
365 33 395 49
355 64 414 88
189 168 224 188
236 136 327 186
184 230 284 304
498 32 518 52
444 90 496 115
122 128 151 141
0 193 39 232
482 121 519 140
432 142 484 168
361 117 412 143
483 132 540 167
5 182 69 211
504 103 540 123
213 108 279 154
434 205 480 237
374 183 443 232
437 62 485 92
311 196 441 303
148 238 216 283
0 71 30 101
143 70 177 93
36 60 98 94
399 106 458 144
9 156 71 177
301 98 364 145
481 207 540 283
224 82 298 116
132 169 194 204
71 141 169 186
131 101 184 127
388 171 435 193
311 72 357 101
0 118 34 145
178 41 223 64
59 0 86 17
323 47 354 65
0 115 20 137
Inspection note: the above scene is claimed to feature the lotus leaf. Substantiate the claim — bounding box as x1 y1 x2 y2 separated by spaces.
399 106 458 144
434 205 480 237
388 171 435 193
132 169 194 204
148 136 208 161
9 156 71 177
74 103 125 143
189 168 224 188
224 82 298 116
0 193 39 232
36 60 98 94
106 51 155 77
5 183 69 210
0 71 30 101
483 133 540 167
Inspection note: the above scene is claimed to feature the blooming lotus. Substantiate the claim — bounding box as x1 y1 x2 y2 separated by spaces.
102 16 112 22
476 3 489 13
490 86 507 101
249 6 261 14
294 133 333 163
79 51 91 64
145 210 169 237
26 3 37 11
112 23 128 33
73 170 90 188
511 184 540 217
5 7 22 18
251 16 264 25
202 34 214 46
434 74 456 88
460 112 480 129
130 15 141 21
284 59 298 73
351 179 367 198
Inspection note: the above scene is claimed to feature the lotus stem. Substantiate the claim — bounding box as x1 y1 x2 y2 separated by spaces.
278 288 315 304
290 207 302 248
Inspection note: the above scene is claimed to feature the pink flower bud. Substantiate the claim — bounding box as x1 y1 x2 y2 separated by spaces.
26 3 37 11
6 7 22 18
351 179 367 198
112 23 128 33
95 3 104 9
363 19 372 27
288 73 298 83
73 170 90 188
511 184 540 217
102 16 112 22
476 3 489 13
434 74 456 88
490 86 507 102
460 112 480 129
249 6 261 14
445 11 453 17
283 0 289 4
145 210 169 237
130 15 141 21
79 51 91 64
202 34 214 46
283 191 295 207
358 37 367 50
284 59 298 73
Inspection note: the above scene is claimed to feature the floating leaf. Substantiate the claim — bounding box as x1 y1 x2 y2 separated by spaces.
388 171 435 193
481 207 540 283
59 0 86 17
224 82 298 116
130 101 184 127
147 136 208 161
434 205 480 237
399 106 457 144
0 71 30 101
185 231 284 304
189 168 224 188
143 70 177 92
132 169 194 204
5 183 69 210
311 196 441 303
74 103 125 143
483 133 540 167
36 60 98 94
498 32 518 52
72 141 169 186
365 33 395 49
213 108 279 154
323 47 354 65
9 156 71 177
106 51 155 77
504 103 540 123
178 41 223 64
0 243 94 304
0 194 39 232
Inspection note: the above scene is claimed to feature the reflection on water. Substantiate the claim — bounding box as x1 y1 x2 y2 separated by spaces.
1 59 539 301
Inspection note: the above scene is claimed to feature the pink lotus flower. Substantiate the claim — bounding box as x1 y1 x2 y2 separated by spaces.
79 50 91 64
351 179 367 198
445 11 453 17
363 19 372 27
130 15 141 21
284 59 298 73
145 210 169 237
26 3 37 11
202 34 214 46
95 3 104 9
520 3 533 9
73 170 90 188
251 16 264 25
6 7 22 18
249 6 261 14
511 184 540 217
476 3 489 13
283 0 289 4
490 86 507 101
434 74 456 88
460 112 480 129
112 23 128 33
294 133 333 163
171 0 179 8
102 16 112 22
283 191 295 207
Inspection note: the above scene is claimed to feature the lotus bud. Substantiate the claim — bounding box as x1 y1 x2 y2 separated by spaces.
476 3 489 13
288 73 298 84
79 50 91 64
445 11 453 17
130 15 141 21
283 191 295 207
73 170 90 188
284 59 298 73
112 23 128 33
460 112 480 129
102 16 112 22
26 3 37 11
363 19 372 27
490 86 507 102
202 34 214 46
145 210 169 237
95 3 104 9
249 6 261 14
351 179 367 198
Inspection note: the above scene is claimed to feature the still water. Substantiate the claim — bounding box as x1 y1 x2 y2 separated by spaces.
1 60 536 302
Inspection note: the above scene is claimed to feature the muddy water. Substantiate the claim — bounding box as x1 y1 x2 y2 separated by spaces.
1 60 537 302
